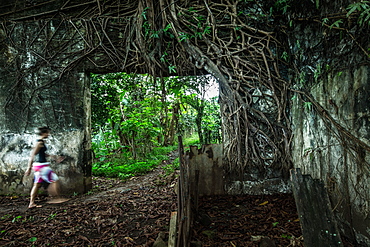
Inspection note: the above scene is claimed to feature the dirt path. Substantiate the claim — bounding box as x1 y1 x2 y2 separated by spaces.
0 158 356 247
0 165 178 246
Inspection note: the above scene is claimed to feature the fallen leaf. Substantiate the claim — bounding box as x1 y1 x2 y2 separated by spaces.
259 201 269 206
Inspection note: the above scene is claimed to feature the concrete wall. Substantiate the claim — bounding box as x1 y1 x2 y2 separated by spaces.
0 20 92 195
187 144 290 196
286 1 370 243
291 67 370 245
225 169 291 195
187 144 224 196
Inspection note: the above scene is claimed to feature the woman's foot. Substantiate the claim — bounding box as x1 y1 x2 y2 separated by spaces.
28 204 42 209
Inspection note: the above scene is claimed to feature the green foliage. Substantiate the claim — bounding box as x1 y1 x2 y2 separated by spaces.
347 1 370 26
92 145 178 179
1 214 11 220
11 216 22 223
162 156 180 176
336 71 343 78
322 17 329 25
91 73 220 179
281 234 293 239
281 51 289 61
181 76 221 144
179 32 190 42
141 7 149 20
29 237 37 242
168 64 177 73
313 63 322 82
330 19 343 29
93 160 157 179
297 71 306 88
303 101 312 112
48 213 57 220
273 0 291 14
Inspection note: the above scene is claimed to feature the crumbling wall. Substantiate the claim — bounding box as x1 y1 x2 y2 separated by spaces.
187 144 290 196
288 1 370 244
291 67 370 245
0 20 92 194
187 144 224 196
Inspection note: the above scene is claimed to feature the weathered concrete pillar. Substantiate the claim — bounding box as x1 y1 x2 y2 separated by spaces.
0 20 92 195
291 67 370 244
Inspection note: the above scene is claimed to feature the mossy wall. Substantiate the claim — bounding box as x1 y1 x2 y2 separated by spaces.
0 1 369 245
288 1 370 243
0 21 92 195
291 67 370 245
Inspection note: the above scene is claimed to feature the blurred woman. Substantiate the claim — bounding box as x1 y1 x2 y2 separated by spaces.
25 126 68 208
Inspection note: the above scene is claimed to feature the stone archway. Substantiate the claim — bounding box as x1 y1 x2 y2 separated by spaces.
0 0 291 194
1 1 370 243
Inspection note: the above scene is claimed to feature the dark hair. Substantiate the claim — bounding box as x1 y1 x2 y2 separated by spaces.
37 126 51 135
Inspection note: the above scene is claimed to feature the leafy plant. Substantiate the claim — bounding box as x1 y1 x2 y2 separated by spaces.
48 213 57 220
297 71 306 88
281 51 289 61
179 32 189 42
347 1 370 26
330 19 343 29
29 237 37 242
1 214 11 220
11 216 22 223
314 63 322 82
281 234 293 239
322 17 329 25
168 65 177 73
304 101 312 112
274 0 291 14
141 7 149 20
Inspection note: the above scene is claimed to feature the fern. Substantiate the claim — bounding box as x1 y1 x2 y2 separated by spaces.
330 19 343 28
346 1 370 26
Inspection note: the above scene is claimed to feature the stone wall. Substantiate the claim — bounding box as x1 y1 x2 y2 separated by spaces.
0 20 92 195
0 129 92 194
291 67 370 245
288 1 370 242
186 143 290 196
0 1 369 244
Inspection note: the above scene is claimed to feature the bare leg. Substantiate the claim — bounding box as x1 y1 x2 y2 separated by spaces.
48 180 60 198
47 181 69 204
28 183 42 208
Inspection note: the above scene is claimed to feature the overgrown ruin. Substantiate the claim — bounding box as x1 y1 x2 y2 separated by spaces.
0 0 369 245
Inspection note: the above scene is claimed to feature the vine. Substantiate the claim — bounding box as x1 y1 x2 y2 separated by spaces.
0 0 368 178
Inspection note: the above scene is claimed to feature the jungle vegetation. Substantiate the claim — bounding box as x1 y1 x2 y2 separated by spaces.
90 73 221 178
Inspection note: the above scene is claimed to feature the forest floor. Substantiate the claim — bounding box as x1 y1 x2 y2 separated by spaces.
0 153 353 247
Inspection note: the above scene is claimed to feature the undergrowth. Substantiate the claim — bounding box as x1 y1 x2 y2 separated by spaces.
92 133 201 179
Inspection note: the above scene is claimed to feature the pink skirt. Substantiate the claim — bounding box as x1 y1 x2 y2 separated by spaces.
33 162 59 183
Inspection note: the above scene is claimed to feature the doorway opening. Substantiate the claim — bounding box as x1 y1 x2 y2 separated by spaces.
90 72 220 180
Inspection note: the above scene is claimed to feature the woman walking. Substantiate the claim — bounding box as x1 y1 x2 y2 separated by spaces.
25 126 68 208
